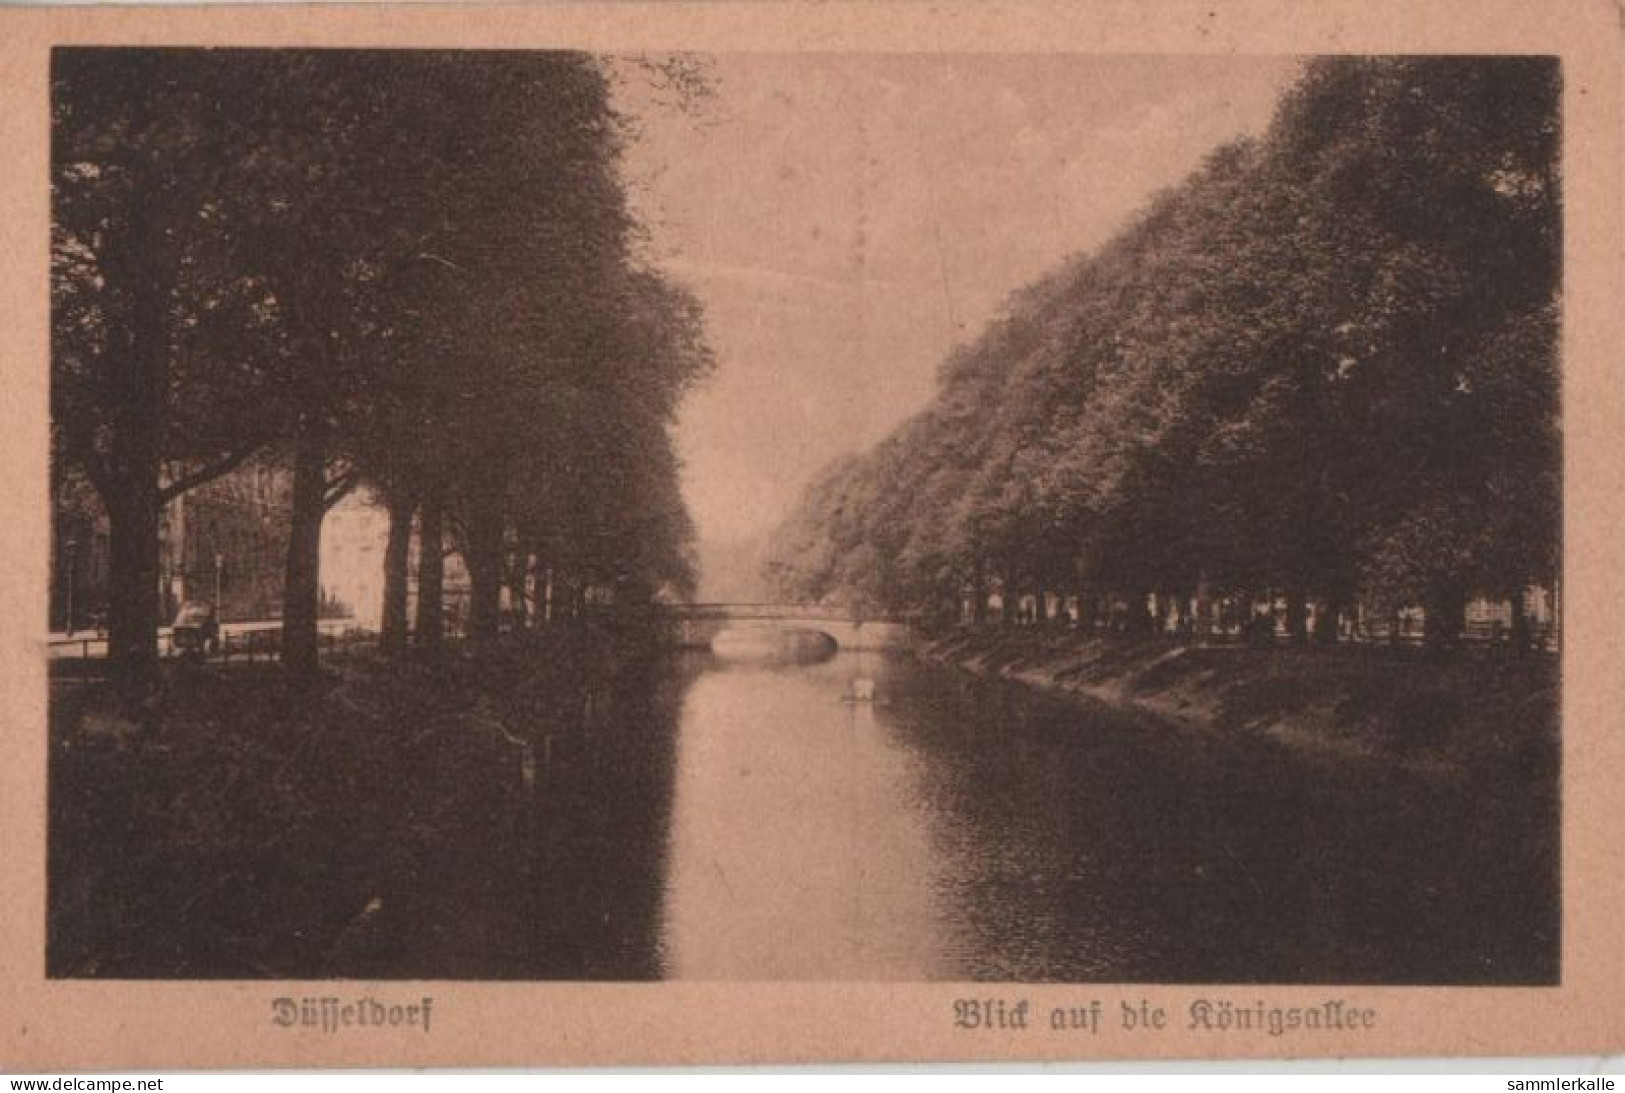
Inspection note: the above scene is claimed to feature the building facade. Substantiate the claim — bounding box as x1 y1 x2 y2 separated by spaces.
49 458 293 632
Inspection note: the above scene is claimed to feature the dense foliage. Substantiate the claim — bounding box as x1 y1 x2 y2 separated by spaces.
768 57 1560 643
52 49 711 687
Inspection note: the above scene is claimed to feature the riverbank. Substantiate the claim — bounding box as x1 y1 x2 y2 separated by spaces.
48 623 670 978
916 627 1559 776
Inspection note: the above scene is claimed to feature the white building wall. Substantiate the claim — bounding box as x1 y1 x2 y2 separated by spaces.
320 491 390 629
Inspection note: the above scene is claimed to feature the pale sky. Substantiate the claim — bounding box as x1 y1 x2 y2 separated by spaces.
617 54 1302 546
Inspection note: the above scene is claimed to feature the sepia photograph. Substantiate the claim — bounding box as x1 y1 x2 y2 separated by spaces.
5 0 1623 1070
45 43 1562 985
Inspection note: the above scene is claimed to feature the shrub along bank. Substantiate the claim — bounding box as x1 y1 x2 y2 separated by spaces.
48 623 669 979
919 627 1558 777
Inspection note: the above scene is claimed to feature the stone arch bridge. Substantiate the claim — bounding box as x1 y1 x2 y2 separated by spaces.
653 603 912 652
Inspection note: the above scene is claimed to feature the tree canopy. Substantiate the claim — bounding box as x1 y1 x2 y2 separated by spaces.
766 56 1561 642
52 48 713 685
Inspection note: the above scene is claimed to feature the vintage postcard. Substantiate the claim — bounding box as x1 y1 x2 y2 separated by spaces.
1 0 1622 1071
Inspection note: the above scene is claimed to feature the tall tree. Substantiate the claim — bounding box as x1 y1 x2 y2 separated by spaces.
53 49 290 695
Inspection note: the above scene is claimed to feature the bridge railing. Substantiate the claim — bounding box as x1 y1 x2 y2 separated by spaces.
647 602 908 624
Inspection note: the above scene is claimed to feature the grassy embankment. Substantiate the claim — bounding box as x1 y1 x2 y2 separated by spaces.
47 624 659 979
919 626 1559 776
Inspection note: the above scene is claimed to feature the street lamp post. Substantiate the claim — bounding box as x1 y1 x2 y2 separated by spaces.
214 552 224 615
64 537 78 637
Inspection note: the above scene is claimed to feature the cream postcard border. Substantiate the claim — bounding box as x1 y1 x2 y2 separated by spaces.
0 0 1620 1069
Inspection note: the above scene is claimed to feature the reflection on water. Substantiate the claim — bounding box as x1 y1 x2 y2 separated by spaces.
709 625 840 664
526 648 1556 983
661 659 952 979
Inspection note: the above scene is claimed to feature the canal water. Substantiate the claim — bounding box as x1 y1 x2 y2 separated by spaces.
514 648 1556 984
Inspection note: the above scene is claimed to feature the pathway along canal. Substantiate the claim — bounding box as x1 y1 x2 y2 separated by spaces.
396 648 1558 983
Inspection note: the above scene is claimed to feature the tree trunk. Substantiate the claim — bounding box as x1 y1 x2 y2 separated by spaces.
1127 589 1153 634
1284 585 1308 645
281 424 326 681
1158 590 1179 636
1424 580 1466 651
1194 572 1213 643
380 491 415 654
102 193 167 704
464 498 504 643
551 576 572 624
1317 593 1345 646
507 550 531 635
1510 589 1532 655
415 494 445 649
104 486 161 703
